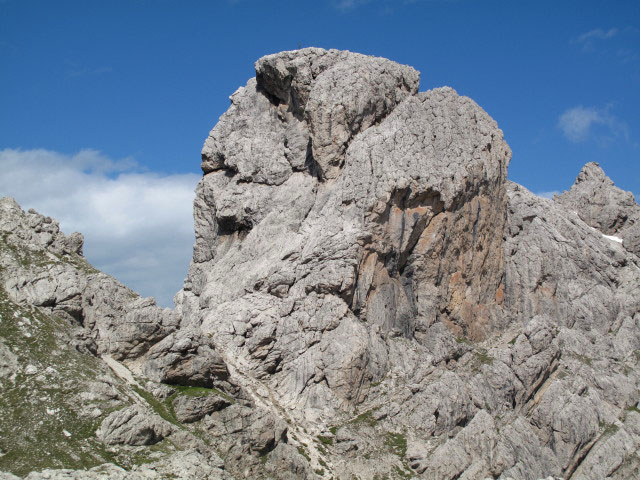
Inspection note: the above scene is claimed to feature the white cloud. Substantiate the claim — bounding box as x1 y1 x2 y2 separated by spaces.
557 107 601 142
557 105 629 144
574 28 618 51
0 148 200 307
577 27 618 43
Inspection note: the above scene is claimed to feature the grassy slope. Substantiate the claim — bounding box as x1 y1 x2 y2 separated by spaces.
0 235 230 476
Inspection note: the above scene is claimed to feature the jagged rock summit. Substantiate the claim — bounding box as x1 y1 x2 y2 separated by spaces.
1 48 640 479
555 162 640 256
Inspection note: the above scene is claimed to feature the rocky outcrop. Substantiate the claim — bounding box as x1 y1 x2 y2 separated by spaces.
2 48 640 480
143 331 231 388
181 49 512 427
0 451 230 479
555 162 640 256
172 393 230 423
0 197 178 360
96 405 173 446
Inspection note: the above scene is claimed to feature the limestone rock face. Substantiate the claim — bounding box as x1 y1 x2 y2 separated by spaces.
0 451 231 479
185 49 512 425
0 197 178 360
144 331 231 388
96 405 173 446
172 393 230 423
555 162 640 256
3 48 640 480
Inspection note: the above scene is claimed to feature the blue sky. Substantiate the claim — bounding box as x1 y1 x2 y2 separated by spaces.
1 0 639 305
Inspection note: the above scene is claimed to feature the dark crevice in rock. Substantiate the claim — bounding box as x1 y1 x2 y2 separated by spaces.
303 138 321 180
518 351 560 411
255 80 285 109
217 216 253 238
564 434 600 480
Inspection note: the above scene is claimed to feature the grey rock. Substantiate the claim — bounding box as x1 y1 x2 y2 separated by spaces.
172 393 230 423
555 162 640 256
258 49 420 179
0 340 18 381
4 451 231 479
4 48 640 480
96 405 173 446
0 197 178 361
143 331 230 388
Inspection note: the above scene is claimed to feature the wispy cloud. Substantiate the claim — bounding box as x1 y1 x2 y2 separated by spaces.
574 28 618 51
572 27 640 66
0 148 199 307
558 105 629 144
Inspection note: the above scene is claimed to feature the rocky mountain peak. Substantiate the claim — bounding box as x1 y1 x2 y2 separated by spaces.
2 49 640 480
0 196 84 257
575 161 612 184
556 160 640 255
202 48 420 181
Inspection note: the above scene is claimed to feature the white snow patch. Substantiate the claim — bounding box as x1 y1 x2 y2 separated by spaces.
603 234 623 243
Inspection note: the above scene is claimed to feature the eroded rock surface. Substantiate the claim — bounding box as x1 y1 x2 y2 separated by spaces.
96 405 173 446
556 162 640 256
2 48 640 480
0 197 178 360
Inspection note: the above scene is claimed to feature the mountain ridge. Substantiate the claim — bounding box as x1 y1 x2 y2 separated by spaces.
1 48 640 480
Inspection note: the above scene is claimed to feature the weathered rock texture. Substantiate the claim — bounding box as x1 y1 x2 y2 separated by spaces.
556 162 640 256
0 197 178 360
2 48 640 480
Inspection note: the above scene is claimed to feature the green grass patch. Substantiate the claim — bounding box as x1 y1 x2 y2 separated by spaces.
392 464 414 478
317 435 333 445
474 350 494 366
385 432 407 458
132 386 182 427
573 354 593 367
170 384 234 404
599 421 619 437
0 285 136 476
349 408 379 427
297 445 311 462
